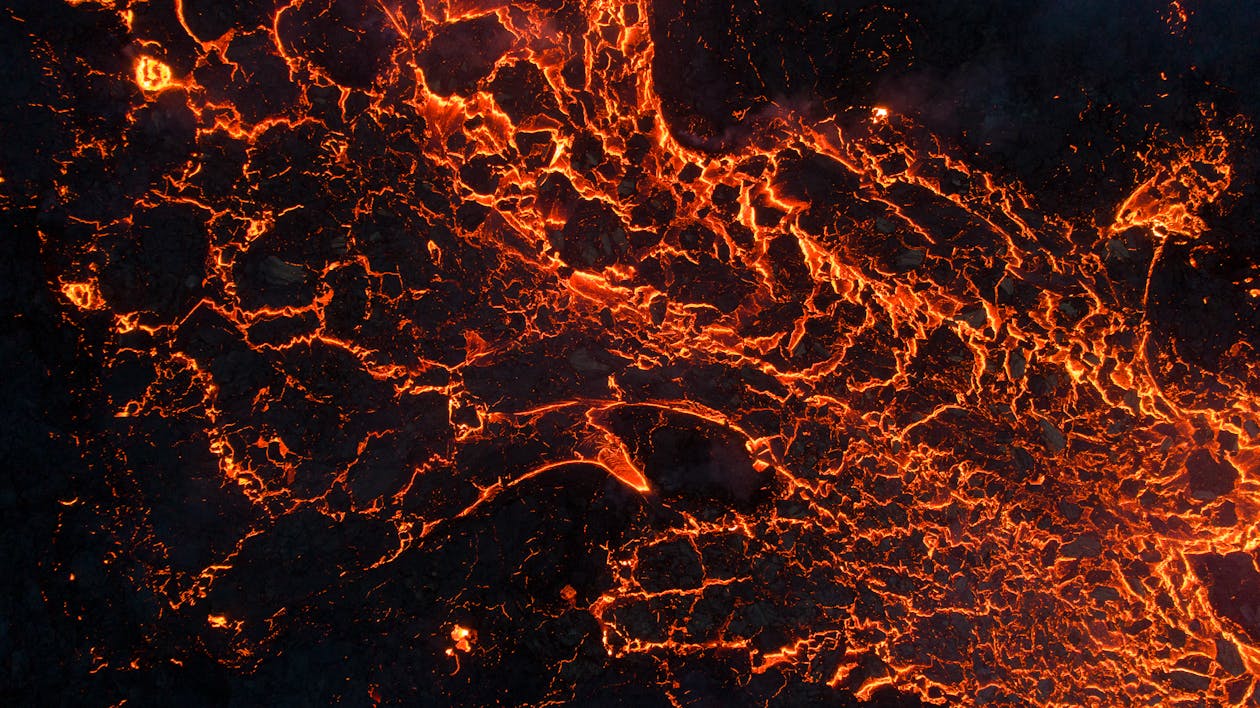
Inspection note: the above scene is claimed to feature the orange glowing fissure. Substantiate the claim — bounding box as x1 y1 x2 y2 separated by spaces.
44 0 1260 705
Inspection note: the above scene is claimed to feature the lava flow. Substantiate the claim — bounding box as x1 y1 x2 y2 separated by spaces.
5 0 1260 706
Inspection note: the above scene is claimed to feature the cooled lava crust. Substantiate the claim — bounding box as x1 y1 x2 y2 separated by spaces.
4 0 1260 705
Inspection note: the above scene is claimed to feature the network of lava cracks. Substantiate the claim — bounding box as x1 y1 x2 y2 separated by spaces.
29 0 1260 705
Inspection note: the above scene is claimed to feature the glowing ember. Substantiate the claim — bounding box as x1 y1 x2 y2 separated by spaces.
60 280 105 310
448 625 474 655
133 56 173 93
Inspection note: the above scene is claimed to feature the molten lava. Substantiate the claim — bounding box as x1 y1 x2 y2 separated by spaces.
9 0 1260 706
133 55 174 93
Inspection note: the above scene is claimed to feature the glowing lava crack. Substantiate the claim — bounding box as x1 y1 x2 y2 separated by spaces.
9 0 1260 705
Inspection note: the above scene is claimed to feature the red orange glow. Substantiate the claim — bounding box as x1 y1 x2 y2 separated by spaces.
60 280 105 310
133 56 174 93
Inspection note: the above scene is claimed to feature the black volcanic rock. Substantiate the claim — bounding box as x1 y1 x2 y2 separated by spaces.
1185 448 1239 501
419 15 514 96
610 407 770 512
277 0 398 88
491 61 561 125
558 199 630 269
1192 552 1260 644
98 202 208 320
